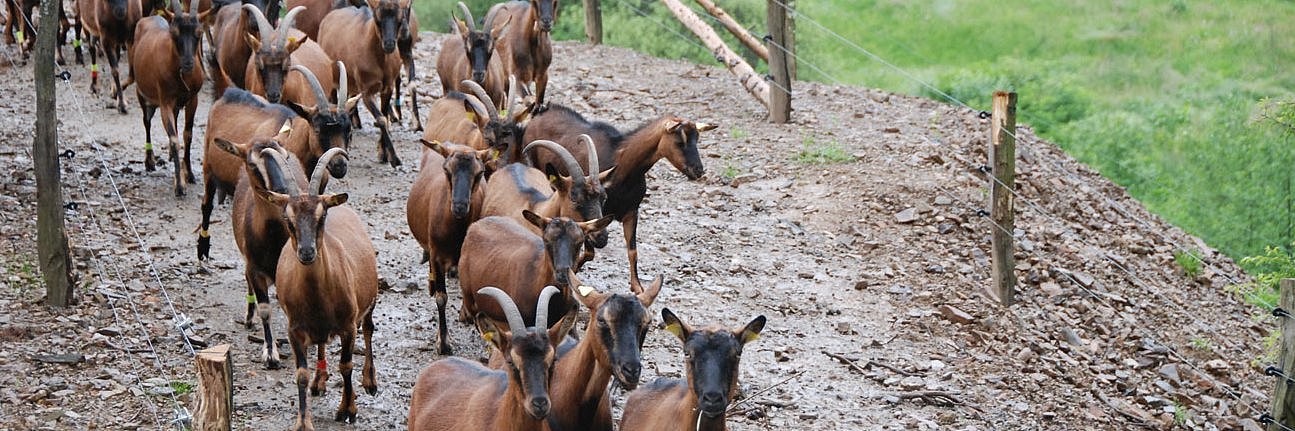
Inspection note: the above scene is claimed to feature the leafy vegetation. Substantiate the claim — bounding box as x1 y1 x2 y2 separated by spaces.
795 136 850 164
1173 249 1202 278
169 380 195 396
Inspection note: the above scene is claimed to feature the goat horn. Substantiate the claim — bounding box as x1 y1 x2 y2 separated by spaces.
260 147 300 196
309 148 347 195
278 6 306 41
335 61 349 106
523 140 585 183
478 287 526 333
533 285 560 331
459 80 498 121
288 65 331 114
506 75 518 117
462 93 491 125
456 2 475 32
171 0 182 16
187 0 197 14
241 4 274 42
579 134 598 181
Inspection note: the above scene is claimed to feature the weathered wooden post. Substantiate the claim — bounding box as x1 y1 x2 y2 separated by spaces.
693 0 768 61
989 91 1017 305
194 344 233 430
784 0 795 80
1270 280 1295 430
765 0 791 123
584 0 602 44
35 0 75 307
659 0 769 108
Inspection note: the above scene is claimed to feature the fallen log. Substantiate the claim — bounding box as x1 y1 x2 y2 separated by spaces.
659 0 769 108
691 0 769 62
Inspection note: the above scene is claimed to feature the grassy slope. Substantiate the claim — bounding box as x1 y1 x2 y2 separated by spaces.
411 0 1295 260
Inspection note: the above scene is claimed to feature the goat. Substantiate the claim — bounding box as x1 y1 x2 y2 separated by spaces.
268 149 379 430
524 104 716 288
74 0 143 113
619 309 766 431
318 0 404 167
408 286 566 431
480 138 608 250
129 0 211 196
198 64 355 260
457 78 532 163
208 0 274 98
544 275 663 431
435 2 510 110
5 0 73 62
484 0 554 106
458 211 611 335
405 138 491 354
241 5 335 106
282 0 347 41
392 0 419 130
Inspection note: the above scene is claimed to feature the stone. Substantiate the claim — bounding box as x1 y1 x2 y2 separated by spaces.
1158 364 1181 384
899 376 925 391
938 305 974 324
1204 359 1230 374
1059 327 1083 347
895 208 919 224
1040 282 1063 297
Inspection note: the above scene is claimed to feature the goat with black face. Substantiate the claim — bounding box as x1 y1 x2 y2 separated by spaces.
620 308 766 431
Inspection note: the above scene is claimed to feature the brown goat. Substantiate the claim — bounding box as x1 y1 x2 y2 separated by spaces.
458 211 611 334
436 2 510 109
198 63 356 260
458 78 533 164
241 5 333 106
282 0 347 41
544 275 663 431
619 309 766 431
75 0 143 113
405 138 491 354
208 0 275 98
408 286 566 431
525 104 716 288
484 0 555 106
318 0 404 167
392 0 419 130
479 138 608 250
269 149 379 430
129 0 211 196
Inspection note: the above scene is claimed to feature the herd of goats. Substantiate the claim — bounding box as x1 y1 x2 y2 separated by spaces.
6 0 772 428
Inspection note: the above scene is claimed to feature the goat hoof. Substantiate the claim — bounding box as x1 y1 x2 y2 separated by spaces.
310 387 325 397
334 409 357 423
437 344 452 356
363 384 377 396
265 358 282 370
196 238 210 261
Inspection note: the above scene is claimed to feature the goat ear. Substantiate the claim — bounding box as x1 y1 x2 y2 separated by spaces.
695 122 718 132
344 95 362 113
546 309 575 343
735 315 766 345
244 33 262 52
476 149 496 162
454 19 470 36
287 101 317 120
580 215 614 234
660 308 690 342
323 193 348 208
213 138 246 157
475 313 510 353
663 119 682 133
199 9 215 26
419 138 445 155
521 209 548 229
265 191 291 207
635 275 663 307
491 15 512 40
596 166 616 187
285 35 305 53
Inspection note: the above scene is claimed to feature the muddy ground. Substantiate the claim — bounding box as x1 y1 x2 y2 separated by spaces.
0 30 1276 431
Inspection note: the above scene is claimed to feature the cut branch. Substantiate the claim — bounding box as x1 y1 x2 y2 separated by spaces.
691 0 769 61
659 0 769 108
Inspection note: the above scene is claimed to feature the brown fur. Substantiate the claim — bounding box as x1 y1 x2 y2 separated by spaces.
419 93 487 150
405 139 490 354
435 3 510 110
209 2 258 97
484 0 554 106
317 0 404 167
283 0 347 41
394 0 419 129
75 0 143 112
129 9 211 197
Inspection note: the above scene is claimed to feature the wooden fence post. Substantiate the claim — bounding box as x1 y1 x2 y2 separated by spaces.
765 0 791 123
784 0 795 80
194 344 233 431
583 0 602 44
989 91 1017 306
1271 280 1295 430
35 0 75 307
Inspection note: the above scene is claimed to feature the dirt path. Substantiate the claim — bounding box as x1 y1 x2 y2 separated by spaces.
0 30 1273 431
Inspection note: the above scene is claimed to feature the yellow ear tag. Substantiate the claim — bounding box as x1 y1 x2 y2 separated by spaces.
499 109 509 117
664 323 683 338
288 36 298 44
548 175 557 182
577 285 594 297
466 111 475 123
482 331 495 343
741 331 760 344
279 120 292 135
489 149 499 159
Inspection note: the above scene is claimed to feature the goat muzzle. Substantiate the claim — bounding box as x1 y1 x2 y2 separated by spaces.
698 392 726 418
616 362 642 389
297 246 317 264
527 396 551 419
326 156 348 179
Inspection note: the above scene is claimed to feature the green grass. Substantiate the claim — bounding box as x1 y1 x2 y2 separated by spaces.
1174 250 1203 278
169 380 195 396
795 136 851 164
1188 337 1212 352
721 162 741 179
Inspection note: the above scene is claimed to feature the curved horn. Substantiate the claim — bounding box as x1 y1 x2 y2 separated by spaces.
309 148 347 194
335 61 348 106
241 4 274 40
187 0 197 14
478 287 526 333
533 285 561 331
260 147 301 196
462 93 491 125
278 6 306 41
171 0 183 16
523 140 585 181
579 134 598 179
506 75 518 118
456 2 476 32
459 80 498 121
288 65 330 113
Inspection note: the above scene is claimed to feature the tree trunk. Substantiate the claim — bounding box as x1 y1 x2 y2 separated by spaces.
659 0 769 108
691 0 768 62
193 344 233 431
35 0 74 307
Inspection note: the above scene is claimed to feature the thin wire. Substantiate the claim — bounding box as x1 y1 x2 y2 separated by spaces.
684 2 846 88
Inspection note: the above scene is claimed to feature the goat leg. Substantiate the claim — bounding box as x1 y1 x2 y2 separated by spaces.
72 21 82 65
361 308 377 395
87 36 98 94
334 331 357 423
406 60 421 131
623 210 643 290
310 343 329 396
182 98 197 184
139 97 156 172
431 263 452 355
289 331 314 431
161 106 184 197
197 175 216 260
254 275 282 369
106 46 125 114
